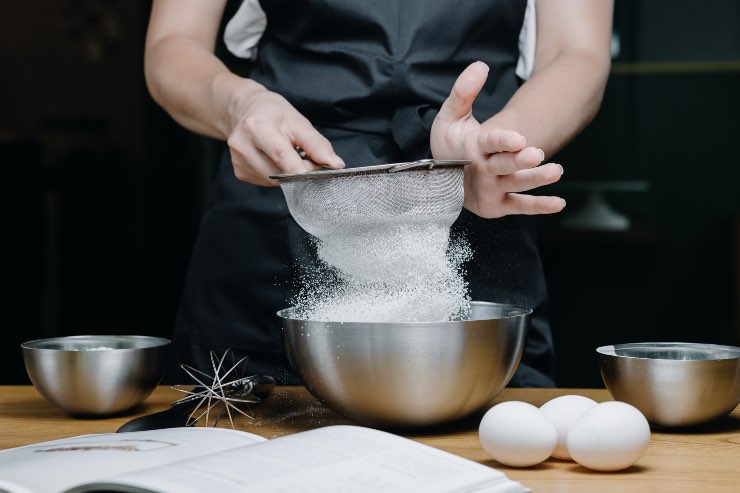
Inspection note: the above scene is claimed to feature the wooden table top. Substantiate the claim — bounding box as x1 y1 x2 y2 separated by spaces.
1 386 738 492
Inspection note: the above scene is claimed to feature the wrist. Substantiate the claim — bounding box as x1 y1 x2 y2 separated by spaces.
483 109 520 135
212 72 267 138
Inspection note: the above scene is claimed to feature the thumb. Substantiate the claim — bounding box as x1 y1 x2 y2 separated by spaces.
293 127 345 169
437 61 489 123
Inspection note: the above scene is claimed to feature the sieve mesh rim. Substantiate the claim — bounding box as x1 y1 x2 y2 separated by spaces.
269 159 469 182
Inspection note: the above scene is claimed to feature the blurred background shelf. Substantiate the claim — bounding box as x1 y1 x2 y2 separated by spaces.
611 61 740 74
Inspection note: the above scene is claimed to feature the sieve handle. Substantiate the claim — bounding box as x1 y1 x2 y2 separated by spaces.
388 159 437 172
389 159 470 172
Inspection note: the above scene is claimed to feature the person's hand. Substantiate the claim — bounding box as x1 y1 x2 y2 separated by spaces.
227 87 345 186
430 62 566 218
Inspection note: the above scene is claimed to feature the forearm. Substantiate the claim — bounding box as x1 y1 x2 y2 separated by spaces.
144 0 343 183
145 34 265 140
487 48 610 158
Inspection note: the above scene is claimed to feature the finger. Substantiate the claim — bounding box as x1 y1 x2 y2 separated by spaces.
497 162 563 193
231 151 280 186
436 61 489 123
484 147 545 175
292 126 345 169
229 131 315 185
254 148 325 184
477 128 527 154
500 193 566 216
250 123 307 174
229 145 283 186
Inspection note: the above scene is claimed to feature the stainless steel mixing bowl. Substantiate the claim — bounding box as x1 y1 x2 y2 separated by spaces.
279 301 530 428
597 342 740 427
22 335 170 416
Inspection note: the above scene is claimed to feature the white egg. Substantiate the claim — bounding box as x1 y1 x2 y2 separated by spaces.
479 401 557 467
540 394 598 460
567 401 651 471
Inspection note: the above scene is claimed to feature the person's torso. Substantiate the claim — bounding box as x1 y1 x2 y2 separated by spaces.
250 0 528 135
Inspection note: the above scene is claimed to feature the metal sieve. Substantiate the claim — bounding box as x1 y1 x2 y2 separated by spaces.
271 159 469 241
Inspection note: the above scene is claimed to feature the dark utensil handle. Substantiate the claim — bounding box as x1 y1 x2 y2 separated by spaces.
116 402 192 433
116 375 276 433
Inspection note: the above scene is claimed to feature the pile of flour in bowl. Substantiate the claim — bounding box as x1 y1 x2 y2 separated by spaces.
293 223 471 323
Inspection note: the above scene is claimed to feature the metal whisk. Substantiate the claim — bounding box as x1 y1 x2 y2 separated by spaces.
171 349 274 428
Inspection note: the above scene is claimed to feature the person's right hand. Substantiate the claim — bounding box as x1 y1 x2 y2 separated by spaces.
226 87 345 186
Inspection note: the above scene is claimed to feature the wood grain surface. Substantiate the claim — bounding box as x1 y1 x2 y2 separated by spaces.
1 386 738 492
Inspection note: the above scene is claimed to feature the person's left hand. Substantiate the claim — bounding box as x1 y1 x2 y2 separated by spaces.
430 62 566 219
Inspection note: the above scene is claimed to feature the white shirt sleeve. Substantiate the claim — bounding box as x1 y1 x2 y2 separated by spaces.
224 0 267 60
516 0 537 81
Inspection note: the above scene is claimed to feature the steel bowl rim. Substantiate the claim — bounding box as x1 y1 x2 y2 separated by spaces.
597 341 740 361
277 300 533 325
21 335 171 352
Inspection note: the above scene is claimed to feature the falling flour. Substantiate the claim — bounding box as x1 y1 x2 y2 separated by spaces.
293 223 471 323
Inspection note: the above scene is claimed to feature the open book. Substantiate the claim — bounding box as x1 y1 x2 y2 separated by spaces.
0 425 528 493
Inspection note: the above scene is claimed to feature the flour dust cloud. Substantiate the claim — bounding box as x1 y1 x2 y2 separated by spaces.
293 224 472 323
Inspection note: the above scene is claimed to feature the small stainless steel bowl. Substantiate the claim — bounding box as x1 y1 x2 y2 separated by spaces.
22 335 170 416
279 301 530 428
597 342 740 427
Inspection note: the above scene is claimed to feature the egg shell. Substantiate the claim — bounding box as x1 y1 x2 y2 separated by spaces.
540 394 598 460
567 401 651 471
479 401 557 467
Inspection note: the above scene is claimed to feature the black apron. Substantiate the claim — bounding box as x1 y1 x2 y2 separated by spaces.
169 0 555 387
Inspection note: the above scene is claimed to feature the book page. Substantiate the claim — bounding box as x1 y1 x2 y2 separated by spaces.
71 426 529 493
0 427 265 493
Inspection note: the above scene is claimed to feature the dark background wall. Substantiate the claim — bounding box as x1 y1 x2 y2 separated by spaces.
2 1 739 387
541 0 740 386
